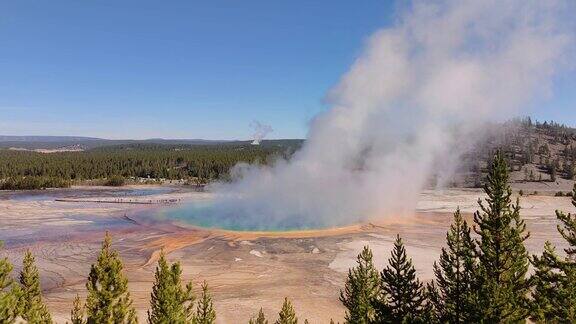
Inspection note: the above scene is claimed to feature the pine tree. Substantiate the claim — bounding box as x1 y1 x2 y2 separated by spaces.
373 234 425 323
147 252 195 324
557 185 576 257
430 209 478 323
275 297 297 324
196 281 216 324
249 308 268 324
422 283 441 324
339 246 379 324
0 242 19 323
530 242 570 322
473 151 530 322
560 263 576 321
18 250 52 323
552 183 576 320
85 232 137 324
70 294 85 324
530 184 576 321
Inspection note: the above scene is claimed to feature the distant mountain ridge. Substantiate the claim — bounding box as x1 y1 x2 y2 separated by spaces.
0 135 303 150
0 135 227 142
0 135 102 142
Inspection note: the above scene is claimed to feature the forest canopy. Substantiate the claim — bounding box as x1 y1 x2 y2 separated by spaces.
0 141 301 189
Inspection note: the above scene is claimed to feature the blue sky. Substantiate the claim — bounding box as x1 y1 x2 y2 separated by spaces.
0 1 574 139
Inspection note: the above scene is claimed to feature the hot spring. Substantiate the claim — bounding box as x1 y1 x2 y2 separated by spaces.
153 196 352 232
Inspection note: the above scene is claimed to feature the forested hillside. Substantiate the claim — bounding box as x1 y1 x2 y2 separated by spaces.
455 118 576 190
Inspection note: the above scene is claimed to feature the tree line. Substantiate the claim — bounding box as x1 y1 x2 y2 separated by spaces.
1 152 575 323
0 143 295 190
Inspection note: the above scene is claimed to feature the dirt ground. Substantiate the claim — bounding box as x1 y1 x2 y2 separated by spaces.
0 185 574 323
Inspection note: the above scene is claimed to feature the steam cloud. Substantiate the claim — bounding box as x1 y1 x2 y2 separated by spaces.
250 121 273 145
207 0 574 230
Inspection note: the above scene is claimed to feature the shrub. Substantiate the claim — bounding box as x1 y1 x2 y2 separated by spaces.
104 175 126 187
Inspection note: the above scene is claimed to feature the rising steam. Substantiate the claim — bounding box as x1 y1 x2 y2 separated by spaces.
205 0 574 230
250 121 273 145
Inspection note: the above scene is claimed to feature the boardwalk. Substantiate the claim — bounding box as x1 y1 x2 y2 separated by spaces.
55 198 180 205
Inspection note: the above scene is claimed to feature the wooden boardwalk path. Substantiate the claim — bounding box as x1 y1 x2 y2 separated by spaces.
54 198 180 205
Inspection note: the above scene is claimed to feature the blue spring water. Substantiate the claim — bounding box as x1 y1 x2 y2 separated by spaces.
156 200 335 232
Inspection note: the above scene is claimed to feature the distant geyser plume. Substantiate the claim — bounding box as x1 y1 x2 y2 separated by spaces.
205 0 574 230
250 121 273 145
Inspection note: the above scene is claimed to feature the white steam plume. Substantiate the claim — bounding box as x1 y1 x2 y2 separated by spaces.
250 121 273 145
208 0 574 230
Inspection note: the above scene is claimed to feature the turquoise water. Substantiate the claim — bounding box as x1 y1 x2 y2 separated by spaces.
157 200 332 231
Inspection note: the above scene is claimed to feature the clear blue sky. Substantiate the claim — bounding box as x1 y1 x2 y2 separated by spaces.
0 1 574 139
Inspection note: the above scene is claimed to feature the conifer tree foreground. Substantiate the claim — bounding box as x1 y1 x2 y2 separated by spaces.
249 308 268 324
18 250 52 323
373 235 426 323
430 208 478 323
70 294 85 324
0 242 19 323
530 184 576 321
148 252 195 324
473 151 530 322
196 281 216 324
84 232 137 324
557 184 576 258
530 242 569 322
275 297 298 324
339 245 379 324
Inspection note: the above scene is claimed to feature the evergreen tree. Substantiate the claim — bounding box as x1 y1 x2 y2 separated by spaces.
373 235 425 323
473 151 530 322
557 185 576 257
0 242 19 323
422 283 441 324
530 242 571 322
18 250 52 323
339 246 379 324
552 183 576 320
70 294 85 324
249 308 268 324
147 252 195 324
551 164 557 182
275 297 297 324
530 184 576 322
85 232 137 324
195 281 216 324
430 209 478 323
